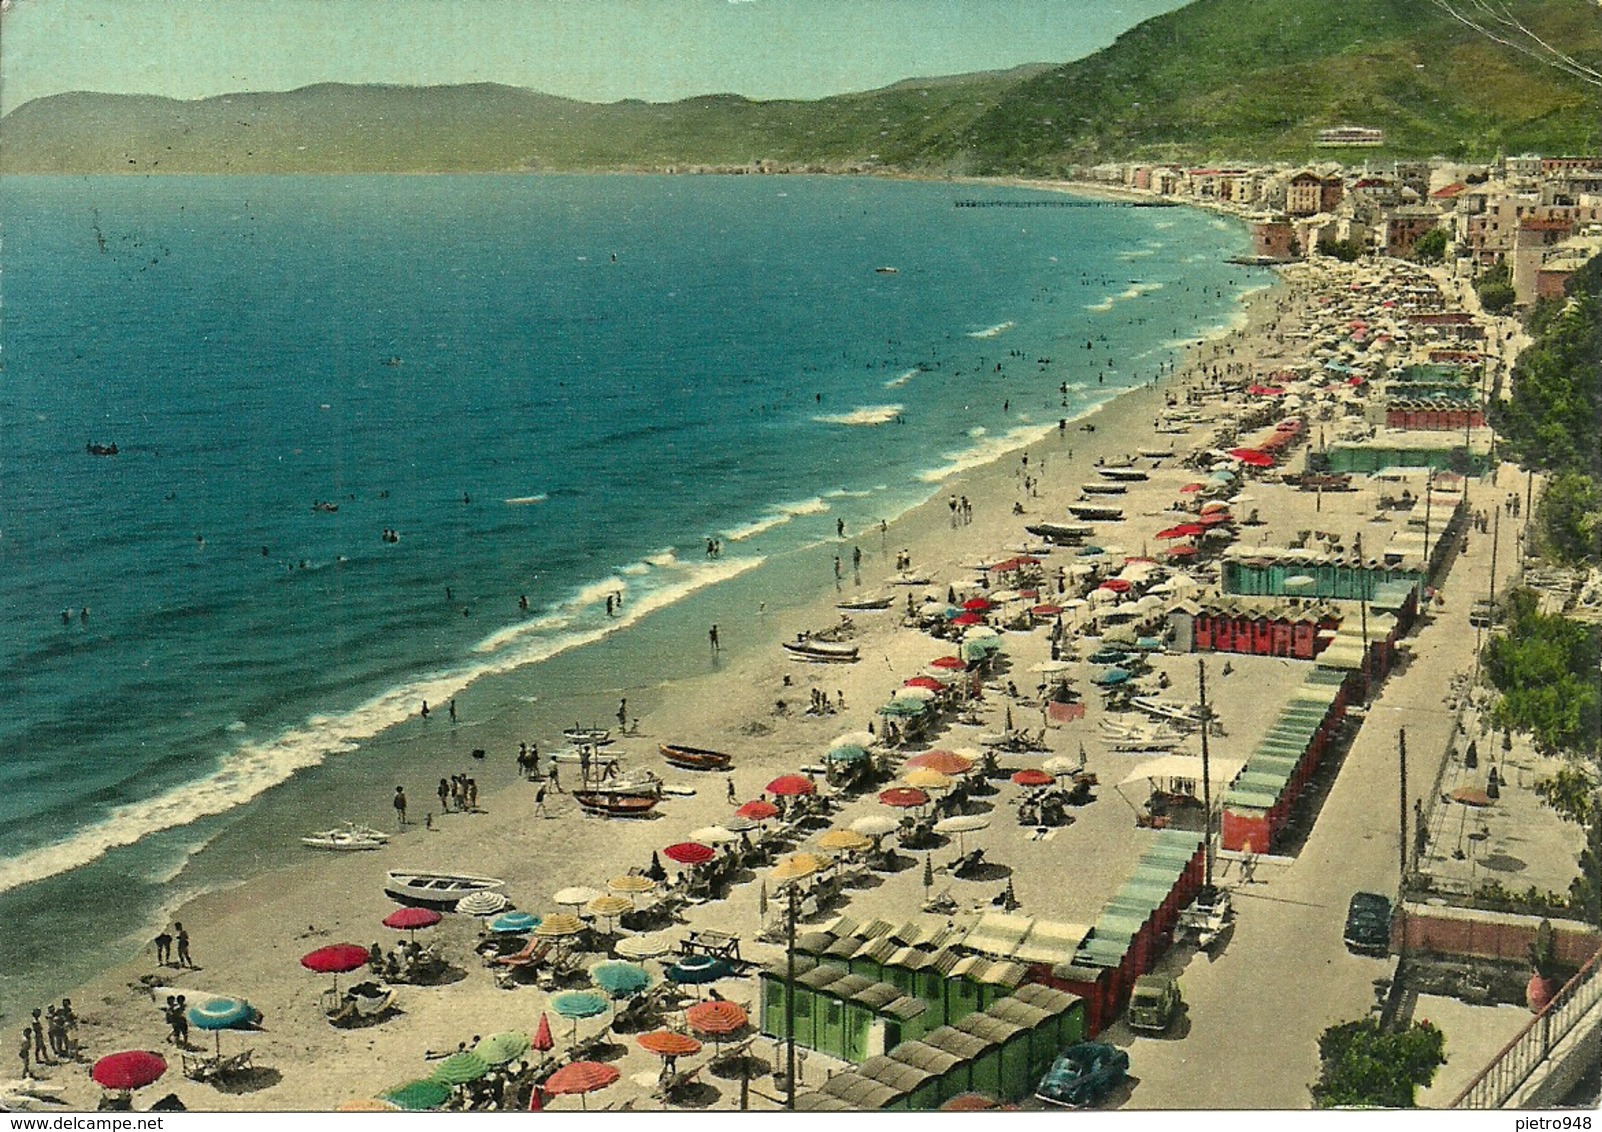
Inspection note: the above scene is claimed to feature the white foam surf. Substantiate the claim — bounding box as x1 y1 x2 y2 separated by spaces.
916 420 1062 483
504 494 549 505
884 367 923 389
723 496 829 542
813 404 902 427
966 320 1015 339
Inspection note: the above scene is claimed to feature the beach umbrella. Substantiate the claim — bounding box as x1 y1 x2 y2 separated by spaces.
613 932 675 960
534 912 588 939
1452 787 1494 807
92 1051 167 1094
532 1013 555 1054
951 612 985 626
851 815 901 838
770 853 826 883
336 1098 400 1112
1166 545 1198 559
472 1031 531 1066
608 874 658 896
663 842 716 866
879 787 929 809
766 774 817 797
1042 755 1082 776
722 814 759 832
905 750 974 775
933 814 990 855
1012 769 1055 788
688 825 740 844
586 894 634 932
456 890 507 916
831 731 878 750
589 960 652 999
383 906 442 941
878 698 927 717
1179 483 1204 494
637 1031 702 1060
895 686 937 702
186 997 258 1057
1030 660 1074 676
1197 511 1234 527
903 675 945 690
1031 603 1064 618
825 743 870 765
904 768 954 791
1098 578 1133 594
553 885 602 908
527 1086 544 1112
665 954 733 989
430 1050 492 1086
961 639 1002 661
489 911 542 934
382 1079 451 1112
1103 624 1139 646
962 597 993 611
816 829 871 854
928 656 967 670
736 800 780 821
686 999 749 1040
965 625 1000 642
550 990 609 1043
544 1061 620 1110
300 942 371 995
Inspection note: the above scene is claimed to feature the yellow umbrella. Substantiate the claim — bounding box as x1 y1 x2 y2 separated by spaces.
608 874 657 896
771 853 826 882
817 829 871 854
586 894 633 932
904 768 954 791
535 913 587 938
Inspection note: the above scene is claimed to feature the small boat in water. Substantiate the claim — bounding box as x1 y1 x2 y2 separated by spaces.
875 266 899 274
1098 467 1150 482
302 822 390 851
782 639 860 663
837 596 894 611
85 442 119 456
659 743 733 771
562 727 613 746
1068 504 1125 522
574 791 661 817
384 870 506 908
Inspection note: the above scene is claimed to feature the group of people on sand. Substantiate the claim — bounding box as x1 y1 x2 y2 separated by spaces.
17 1000 78 1077
153 921 194 968
437 774 479 813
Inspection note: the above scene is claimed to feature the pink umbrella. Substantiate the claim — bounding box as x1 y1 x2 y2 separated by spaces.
1179 483 1204 494
532 1013 554 1053
1156 524 1204 540
92 1051 167 1093
904 676 945 690
1031 604 1063 617
1099 579 1132 593
1229 448 1274 467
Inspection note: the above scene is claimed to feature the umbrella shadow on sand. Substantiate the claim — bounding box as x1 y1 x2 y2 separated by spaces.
210 1067 283 1095
667 1081 723 1109
582 1039 630 1064
958 860 1013 884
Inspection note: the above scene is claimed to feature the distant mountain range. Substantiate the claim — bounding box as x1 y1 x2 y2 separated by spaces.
3 0 1598 175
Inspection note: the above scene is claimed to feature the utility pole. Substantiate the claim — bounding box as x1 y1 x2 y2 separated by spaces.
1359 598 1371 700
785 882 797 1111
1423 470 1435 571
1198 658 1214 894
1399 729 1409 888
1488 505 1501 611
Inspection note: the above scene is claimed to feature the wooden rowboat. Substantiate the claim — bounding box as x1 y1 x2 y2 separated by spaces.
574 791 661 817
782 639 860 663
659 743 733 771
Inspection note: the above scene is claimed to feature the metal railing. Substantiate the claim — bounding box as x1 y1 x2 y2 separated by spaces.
1451 945 1602 1108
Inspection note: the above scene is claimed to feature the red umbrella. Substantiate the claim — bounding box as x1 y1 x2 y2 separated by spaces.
1012 769 1054 787
905 750 974 775
1245 384 1286 396
951 612 985 626
879 787 930 809
1166 544 1198 558
1179 483 1204 494
1098 578 1132 593
382 907 442 940
1031 603 1063 617
962 597 993 611
1229 448 1274 467
941 1093 1001 1112
1156 524 1204 540
929 656 967 670
903 676 944 690
532 1012 554 1053
766 774 816 797
302 942 372 994
737 800 779 821
527 1086 544 1112
663 841 716 866
92 1050 167 1092
637 1031 702 1058
686 999 748 1037
1197 512 1234 527
544 1061 620 1110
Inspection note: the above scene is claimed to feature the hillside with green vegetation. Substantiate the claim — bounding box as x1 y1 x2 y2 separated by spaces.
1 0 1597 173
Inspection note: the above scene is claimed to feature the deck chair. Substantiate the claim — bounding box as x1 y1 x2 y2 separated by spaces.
494 939 552 969
653 1062 704 1103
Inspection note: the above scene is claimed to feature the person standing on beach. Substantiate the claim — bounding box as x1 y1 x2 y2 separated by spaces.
617 698 627 728
709 625 720 653
534 785 549 817
438 778 450 813
549 764 562 793
175 923 192 968
726 777 737 804
29 1010 49 1065
394 786 408 827
17 1030 31 1079
154 927 173 966
449 699 457 723
420 700 430 720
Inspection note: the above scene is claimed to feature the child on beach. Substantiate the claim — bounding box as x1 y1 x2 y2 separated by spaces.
394 786 408 826
175 923 192 968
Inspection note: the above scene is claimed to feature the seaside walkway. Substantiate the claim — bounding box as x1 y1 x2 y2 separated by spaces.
1121 465 1527 1109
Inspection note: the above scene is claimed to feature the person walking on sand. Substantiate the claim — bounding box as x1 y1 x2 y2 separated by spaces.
154 927 173 966
534 784 549 818
449 699 457 723
709 624 720 652
438 777 450 813
18 1029 32 1079
549 764 563 793
726 777 737 804
617 698 627 728
420 700 430 720
29 1010 50 1065
175 922 192 968
394 786 408 827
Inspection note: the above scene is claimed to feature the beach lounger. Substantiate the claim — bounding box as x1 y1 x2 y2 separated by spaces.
653 1063 704 1103
181 1048 253 1083
493 939 552 969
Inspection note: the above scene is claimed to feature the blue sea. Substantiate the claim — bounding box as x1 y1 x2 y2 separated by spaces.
0 174 1258 1012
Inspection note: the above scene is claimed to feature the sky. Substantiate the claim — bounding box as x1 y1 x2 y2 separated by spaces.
0 0 1194 115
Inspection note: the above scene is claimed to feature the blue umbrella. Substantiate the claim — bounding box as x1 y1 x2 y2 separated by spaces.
186 996 258 1056
665 954 733 994
489 911 541 934
1091 667 1132 686
549 990 609 1043
589 960 651 999
825 744 870 765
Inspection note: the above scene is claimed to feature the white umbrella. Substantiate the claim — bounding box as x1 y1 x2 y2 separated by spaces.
553 886 602 907
689 826 741 844
722 815 759 833
989 589 1023 603
613 933 675 960
933 814 990 835
850 815 901 838
1030 660 1074 674
896 686 938 702
1042 755 1081 775
964 625 1000 641
831 732 877 750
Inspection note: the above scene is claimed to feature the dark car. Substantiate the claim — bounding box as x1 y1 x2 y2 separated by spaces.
1343 891 1393 954
1035 1042 1130 1108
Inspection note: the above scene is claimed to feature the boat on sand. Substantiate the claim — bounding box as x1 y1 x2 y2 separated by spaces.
302 822 390 851
574 791 661 817
659 743 733 771
782 639 860 663
384 870 506 908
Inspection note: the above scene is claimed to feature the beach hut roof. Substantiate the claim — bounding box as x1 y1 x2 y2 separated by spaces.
985 997 1050 1028
856 936 902 965
794 1091 855 1112
922 1026 990 1060
889 1041 964 1075
794 931 837 956
797 964 850 993
764 954 820 981
858 1055 935 1092
1011 983 1083 1016
820 1073 903 1108
956 1012 1026 1044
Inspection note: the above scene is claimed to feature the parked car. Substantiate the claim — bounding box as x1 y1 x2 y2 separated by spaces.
1127 974 1183 1033
1343 891 1393 955
1034 1042 1130 1108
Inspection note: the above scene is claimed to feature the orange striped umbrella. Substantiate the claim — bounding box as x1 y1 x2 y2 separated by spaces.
637 1030 702 1058
686 999 748 1037
543 1061 619 1110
